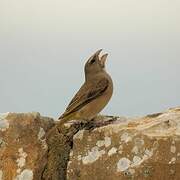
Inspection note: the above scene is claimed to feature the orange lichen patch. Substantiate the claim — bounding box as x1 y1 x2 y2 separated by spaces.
0 112 54 180
3 158 17 180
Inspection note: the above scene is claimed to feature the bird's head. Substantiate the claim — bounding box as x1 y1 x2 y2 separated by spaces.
84 49 108 79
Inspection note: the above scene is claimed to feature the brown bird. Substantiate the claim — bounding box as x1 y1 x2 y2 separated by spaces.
58 49 113 126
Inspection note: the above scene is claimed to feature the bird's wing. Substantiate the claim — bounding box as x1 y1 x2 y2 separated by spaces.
59 78 109 119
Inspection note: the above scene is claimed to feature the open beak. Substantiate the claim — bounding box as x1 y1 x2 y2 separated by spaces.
94 49 103 57
88 49 108 68
100 53 108 67
88 49 103 63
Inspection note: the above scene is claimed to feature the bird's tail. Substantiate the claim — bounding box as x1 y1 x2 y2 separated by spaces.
57 112 76 127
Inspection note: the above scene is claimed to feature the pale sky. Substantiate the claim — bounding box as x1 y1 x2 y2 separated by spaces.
0 0 180 118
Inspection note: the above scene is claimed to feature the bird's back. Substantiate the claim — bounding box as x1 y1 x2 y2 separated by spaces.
59 71 113 122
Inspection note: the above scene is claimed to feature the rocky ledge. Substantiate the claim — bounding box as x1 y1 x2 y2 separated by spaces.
0 107 180 180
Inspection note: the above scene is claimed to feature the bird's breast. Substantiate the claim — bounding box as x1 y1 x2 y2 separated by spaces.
79 78 113 120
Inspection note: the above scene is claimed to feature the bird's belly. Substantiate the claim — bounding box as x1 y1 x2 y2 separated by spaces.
78 89 112 120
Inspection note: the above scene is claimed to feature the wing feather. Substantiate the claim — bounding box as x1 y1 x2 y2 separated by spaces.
59 78 109 119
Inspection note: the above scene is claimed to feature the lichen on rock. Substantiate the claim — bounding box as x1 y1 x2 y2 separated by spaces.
0 107 180 180
67 107 180 180
0 112 54 180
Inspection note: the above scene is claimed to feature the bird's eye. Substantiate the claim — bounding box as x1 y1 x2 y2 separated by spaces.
90 59 96 64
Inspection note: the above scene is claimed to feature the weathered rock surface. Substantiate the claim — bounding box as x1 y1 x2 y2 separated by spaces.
0 107 180 180
67 108 180 180
0 112 54 180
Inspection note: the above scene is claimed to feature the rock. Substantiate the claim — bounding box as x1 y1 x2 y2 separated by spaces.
1 107 180 180
0 112 54 180
67 107 180 180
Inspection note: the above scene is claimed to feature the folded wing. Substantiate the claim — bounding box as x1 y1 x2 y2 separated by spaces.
59 78 109 119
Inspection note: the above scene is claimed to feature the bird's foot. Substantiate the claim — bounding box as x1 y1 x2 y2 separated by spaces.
84 119 96 131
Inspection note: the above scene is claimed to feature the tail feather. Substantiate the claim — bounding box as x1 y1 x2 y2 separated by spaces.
58 112 76 127
57 117 68 127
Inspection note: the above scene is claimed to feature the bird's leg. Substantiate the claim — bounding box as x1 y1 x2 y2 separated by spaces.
84 118 96 131
71 119 87 130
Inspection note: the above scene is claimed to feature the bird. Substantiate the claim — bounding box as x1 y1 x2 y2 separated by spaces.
58 49 113 126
